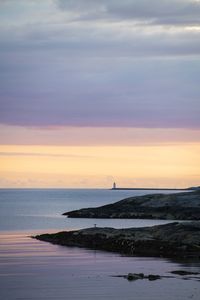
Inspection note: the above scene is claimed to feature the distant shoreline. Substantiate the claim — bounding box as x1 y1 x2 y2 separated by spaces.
111 188 188 191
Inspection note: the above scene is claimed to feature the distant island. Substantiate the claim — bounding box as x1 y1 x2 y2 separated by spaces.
63 189 200 220
110 182 200 191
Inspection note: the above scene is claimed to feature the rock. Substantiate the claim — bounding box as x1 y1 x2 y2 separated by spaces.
127 273 144 281
171 270 199 276
33 221 200 259
63 190 200 220
126 273 160 281
147 274 161 281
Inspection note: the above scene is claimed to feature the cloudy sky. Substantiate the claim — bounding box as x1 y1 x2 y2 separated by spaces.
0 0 200 188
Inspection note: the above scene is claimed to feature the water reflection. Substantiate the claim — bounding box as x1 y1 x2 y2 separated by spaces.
0 231 199 300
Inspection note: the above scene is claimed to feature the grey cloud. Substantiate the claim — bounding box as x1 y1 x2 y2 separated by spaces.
0 0 200 129
57 0 200 26
0 1 200 59
1 22 200 58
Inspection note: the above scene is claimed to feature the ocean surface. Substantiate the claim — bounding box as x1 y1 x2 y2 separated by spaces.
0 188 199 300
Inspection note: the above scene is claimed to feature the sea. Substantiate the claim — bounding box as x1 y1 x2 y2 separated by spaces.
0 188 199 300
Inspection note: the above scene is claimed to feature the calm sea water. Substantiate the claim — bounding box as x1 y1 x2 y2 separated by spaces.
0 189 199 300
0 188 186 231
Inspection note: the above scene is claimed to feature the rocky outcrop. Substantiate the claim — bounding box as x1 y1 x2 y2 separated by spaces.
123 273 161 281
114 270 200 281
63 190 200 220
34 222 200 259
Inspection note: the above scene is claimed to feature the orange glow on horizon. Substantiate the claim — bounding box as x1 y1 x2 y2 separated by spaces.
0 144 200 188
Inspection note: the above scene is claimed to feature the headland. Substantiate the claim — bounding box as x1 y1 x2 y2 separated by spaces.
34 221 200 259
63 189 200 220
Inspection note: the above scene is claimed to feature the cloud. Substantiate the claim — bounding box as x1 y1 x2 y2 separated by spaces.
57 0 200 26
0 54 200 128
1 1 200 59
0 0 200 129
0 151 94 159
1 125 200 146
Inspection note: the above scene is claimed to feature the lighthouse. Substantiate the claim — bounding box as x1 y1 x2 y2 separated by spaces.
112 182 116 189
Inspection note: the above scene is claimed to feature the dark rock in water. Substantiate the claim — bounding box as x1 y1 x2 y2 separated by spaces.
121 273 160 281
127 273 144 281
63 190 200 220
33 221 200 259
171 270 199 276
147 274 161 281
114 271 200 281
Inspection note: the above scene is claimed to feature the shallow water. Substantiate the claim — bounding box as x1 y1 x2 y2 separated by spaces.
0 189 199 300
0 231 200 300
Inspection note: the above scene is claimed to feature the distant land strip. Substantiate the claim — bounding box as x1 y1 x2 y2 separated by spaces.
111 188 188 191
110 183 199 191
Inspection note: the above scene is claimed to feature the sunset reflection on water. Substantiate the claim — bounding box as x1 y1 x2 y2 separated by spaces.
0 230 200 300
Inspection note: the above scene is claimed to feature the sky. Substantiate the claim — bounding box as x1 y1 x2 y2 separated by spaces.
0 0 200 188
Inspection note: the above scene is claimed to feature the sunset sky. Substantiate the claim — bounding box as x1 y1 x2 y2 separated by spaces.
0 0 200 188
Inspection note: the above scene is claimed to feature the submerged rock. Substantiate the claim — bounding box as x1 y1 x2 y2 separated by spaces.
63 190 200 220
125 273 161 281
114 271 200 281
127 273 144 281
33 221 200 259
171 270 199 276
147 274 161 281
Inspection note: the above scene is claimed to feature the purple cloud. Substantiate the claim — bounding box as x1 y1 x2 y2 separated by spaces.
0 0 200 129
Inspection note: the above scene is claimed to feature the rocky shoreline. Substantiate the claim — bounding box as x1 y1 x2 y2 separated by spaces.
34 222 200 259
63 190 200 220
